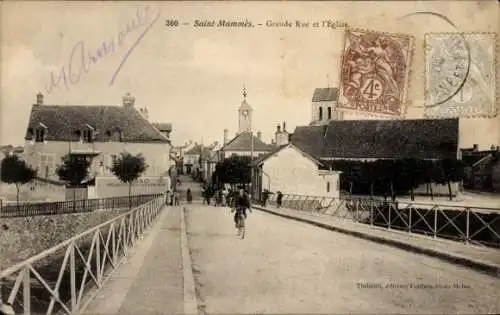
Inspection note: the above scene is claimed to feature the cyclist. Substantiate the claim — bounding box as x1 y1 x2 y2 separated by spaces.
231 188 252 229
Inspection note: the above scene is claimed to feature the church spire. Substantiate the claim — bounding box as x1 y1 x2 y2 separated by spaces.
243 85 247 99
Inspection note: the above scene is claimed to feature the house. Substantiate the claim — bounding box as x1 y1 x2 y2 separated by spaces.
252 117 460 199
252 143 341 201
23 92 173 198
461 145 500 192
461 144 500 191
183 142 204 175
200 141 223 183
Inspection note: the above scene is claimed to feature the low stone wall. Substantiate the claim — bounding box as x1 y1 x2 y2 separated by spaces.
0 208 129 269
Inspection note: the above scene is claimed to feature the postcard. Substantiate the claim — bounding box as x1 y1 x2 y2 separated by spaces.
0 2 499 315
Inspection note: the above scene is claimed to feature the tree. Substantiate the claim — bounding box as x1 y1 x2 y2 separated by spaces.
0 155 37 210
56 154 91 208
214 155 251 190
439 158 465 201
110 152 148 209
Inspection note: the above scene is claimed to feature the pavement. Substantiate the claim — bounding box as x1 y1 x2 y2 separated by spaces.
186 204 500 314
80 205 185 315
253 204 500 277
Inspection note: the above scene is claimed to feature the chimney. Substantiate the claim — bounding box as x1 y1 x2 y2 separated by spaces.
36 92 44 106
123 92 135 108
283 121 286 132
223 129 228 144
473 144 479 152
139 107 149 121
257 131 262 140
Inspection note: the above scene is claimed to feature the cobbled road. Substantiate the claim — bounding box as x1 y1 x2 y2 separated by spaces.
185 204 500 314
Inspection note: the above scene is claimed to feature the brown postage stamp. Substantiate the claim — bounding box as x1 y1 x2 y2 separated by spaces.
338 29 414 117
424 32 497 118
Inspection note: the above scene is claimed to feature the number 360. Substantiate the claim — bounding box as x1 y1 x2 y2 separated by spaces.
165 20 179 27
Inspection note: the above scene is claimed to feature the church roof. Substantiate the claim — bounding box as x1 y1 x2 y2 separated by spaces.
291 118 459 160
221 131 274 152
312 87 338 102
24 104 169 143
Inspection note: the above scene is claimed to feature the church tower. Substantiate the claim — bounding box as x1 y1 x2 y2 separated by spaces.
238 86 252 133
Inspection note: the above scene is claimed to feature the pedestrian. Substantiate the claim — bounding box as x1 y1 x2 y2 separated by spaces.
186 188 192 203
261 189 271 207
165 190 172 206
172 191 178 206
277 191 283 208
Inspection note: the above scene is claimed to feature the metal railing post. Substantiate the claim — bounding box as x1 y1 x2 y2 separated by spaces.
70 242 76 311
23 266 31 315
370 202 373 226
388 203 392 230
434 208 438 238
408 208 412 233
465 209 470 244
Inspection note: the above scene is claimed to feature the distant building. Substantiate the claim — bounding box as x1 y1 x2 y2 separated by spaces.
23 92 172 187
309 87 343 125
461 144 500 192
220 87 274 159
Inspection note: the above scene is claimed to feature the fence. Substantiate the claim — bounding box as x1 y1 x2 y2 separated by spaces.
265 193 500 248
0 195 165 315
0 194 162 218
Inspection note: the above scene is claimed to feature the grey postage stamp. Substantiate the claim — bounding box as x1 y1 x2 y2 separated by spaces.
424 33 497 118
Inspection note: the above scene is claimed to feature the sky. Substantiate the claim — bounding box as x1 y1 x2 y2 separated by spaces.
1 1 498 150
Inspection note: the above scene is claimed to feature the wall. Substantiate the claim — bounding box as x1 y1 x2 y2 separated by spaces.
0 178 66 203
223 150 271 158
0 208 130 269
311 100 340 123
260 146 340 198
492 162 500 192
23 141 171 181
94 175 170 198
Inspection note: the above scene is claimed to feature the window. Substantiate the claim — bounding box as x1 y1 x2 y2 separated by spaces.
35 128 45 142
326 181 330 192
327 107 332 119
318 107 323 120
39 153 55 177
83 129 93 143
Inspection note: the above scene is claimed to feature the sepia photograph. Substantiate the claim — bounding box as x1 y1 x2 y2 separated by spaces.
0 1 499 314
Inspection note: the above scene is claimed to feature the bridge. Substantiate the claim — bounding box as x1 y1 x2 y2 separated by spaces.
1 176 499 314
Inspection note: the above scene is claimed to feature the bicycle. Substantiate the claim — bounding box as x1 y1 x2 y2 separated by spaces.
236 210 245 239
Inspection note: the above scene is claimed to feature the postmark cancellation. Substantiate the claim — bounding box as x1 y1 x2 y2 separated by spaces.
424 32 497 118
338 29 414 117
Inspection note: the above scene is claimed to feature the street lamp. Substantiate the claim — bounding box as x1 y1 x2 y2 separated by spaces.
250 128 254 200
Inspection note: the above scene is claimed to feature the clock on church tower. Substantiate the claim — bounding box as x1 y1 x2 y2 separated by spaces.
238 87 252 133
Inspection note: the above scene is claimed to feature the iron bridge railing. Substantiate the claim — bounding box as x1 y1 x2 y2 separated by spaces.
263 193 500 248
0 194 161 218
0 195 165 315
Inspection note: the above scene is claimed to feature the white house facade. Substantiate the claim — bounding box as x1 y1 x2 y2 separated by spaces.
253 144 341 200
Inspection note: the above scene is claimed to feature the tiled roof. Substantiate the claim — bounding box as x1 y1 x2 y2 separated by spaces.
312 88 338 102
251 143 317 166
185 144 203 155
291 118 459 160
152 123 172 132
24 105 169 143
221 131 274 152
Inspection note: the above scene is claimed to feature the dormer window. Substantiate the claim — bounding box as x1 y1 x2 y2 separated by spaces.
35 123 48 142
83 129 93 143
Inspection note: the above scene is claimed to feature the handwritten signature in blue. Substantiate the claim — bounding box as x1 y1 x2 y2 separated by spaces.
45 6 161 93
